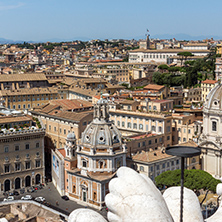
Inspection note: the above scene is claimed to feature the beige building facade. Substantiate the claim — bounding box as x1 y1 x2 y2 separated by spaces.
0 128 45 193
201 79 219 101
109 110 172 148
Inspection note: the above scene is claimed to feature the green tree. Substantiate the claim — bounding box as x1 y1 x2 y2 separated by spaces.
177 52 194 66
155 169 221 193
158 64 169 70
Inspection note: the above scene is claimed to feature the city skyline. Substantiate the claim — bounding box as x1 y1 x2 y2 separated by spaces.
1 0 222 42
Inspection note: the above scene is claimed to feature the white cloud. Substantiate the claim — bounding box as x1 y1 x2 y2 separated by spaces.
0 2 24 11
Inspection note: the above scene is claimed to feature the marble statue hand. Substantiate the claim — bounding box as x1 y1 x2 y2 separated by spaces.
105 166 173 222
163 186 204 222
68 208 107 222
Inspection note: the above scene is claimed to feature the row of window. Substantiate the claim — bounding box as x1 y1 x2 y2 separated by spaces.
138 160 180 172
4 142 40 153
177 128 191 133
4 160 41 173
117 121 165 132
138 138 162 147
8 103 44 109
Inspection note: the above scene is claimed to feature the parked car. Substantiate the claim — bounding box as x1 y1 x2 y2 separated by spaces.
21 195 32 200
61 195 69 201
13 191 19 196
27 188 36 193
35 197 45 202
3 196 14 202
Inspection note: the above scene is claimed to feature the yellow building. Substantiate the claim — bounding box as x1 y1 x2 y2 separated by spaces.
0 87 66 110
109 109 173 148
172 113 196 145
201 79 219 101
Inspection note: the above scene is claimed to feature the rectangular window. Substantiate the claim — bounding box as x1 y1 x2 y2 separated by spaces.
54 127 56 132
4 165 10 173
49 125 51 130
36 160 41 168
15 145 19 151
143 141 145 146
64 129 66 135
25 144 30 150
4 146 9 153
138 143 140 148
15 163 21 171
149 140 152 145
36 142 40 148
156 165 159 170
26 162 31 169
162 163 165 168
122 122 125 127
83 122 87 126
212 121 217 131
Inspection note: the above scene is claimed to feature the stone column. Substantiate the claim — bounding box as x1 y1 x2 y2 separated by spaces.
156 120 158 133
149 119 152 131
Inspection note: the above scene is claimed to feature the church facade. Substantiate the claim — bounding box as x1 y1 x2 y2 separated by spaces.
52 97 127 209
199 84 222 179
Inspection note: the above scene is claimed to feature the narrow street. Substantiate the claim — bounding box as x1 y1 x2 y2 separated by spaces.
0 182 107 219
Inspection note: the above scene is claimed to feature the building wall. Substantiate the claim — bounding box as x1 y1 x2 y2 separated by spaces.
201 82 218 101
36 114 93 149
172 114 195 145
0 129 45 193
110 110 172 147
2 91 66 110
127 156 180 181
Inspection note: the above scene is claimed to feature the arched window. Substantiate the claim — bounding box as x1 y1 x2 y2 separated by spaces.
158 126 162 133
139 124 143 130
127 122 131 128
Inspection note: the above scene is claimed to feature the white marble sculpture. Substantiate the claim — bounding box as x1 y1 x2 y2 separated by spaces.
68 167 222 222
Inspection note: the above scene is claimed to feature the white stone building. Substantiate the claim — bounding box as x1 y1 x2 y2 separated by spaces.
199 84 222 179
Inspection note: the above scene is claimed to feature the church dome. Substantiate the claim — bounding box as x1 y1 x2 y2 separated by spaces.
81 121 122 147
67 132 76 141
205 84 222 110
81 98 122 148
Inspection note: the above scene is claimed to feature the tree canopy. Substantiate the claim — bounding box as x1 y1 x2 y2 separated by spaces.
152 71 185 87
155 169 221 192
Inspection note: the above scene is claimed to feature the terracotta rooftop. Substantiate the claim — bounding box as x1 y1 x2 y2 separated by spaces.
201 79 218 84
0 115 32 124
0 87 58 96
50 99 93 110
143 84 165 91
132 150 172 163
48 110 92 122
0 73 47 82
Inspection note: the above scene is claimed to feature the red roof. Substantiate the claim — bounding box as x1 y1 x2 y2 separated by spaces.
58 148 66 158
143 84 165 91
201 79 218 84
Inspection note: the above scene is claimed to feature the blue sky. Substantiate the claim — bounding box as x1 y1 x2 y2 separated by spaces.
0 0 222 41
